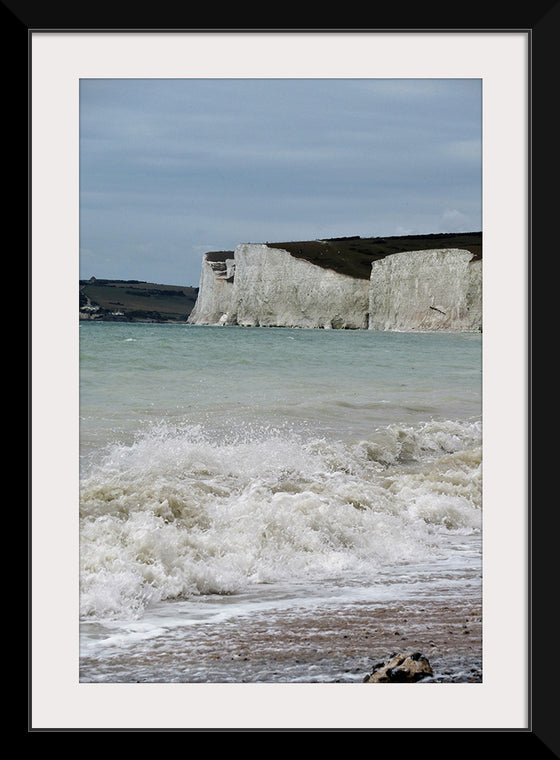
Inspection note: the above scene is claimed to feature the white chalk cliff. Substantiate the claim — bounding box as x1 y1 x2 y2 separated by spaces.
187 252 236 326
189 244 369 329
188 243 482 332
368 248 482 332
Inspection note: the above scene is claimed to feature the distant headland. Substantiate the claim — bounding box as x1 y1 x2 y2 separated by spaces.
79 278 199 323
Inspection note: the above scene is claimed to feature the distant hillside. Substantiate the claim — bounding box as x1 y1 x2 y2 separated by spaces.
268 232 482 280
79 278 198 322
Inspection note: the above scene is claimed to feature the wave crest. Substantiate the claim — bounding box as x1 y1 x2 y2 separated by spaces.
80 419 481 620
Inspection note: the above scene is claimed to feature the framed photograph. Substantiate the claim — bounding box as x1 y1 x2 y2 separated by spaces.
28 25 535 736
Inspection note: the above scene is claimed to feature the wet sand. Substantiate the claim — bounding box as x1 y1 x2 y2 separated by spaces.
80 594 482 684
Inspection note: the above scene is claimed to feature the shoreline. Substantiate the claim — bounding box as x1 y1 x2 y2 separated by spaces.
80 593 482 684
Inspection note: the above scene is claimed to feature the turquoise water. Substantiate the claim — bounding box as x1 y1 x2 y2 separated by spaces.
79 322 482 682
80 323 481 456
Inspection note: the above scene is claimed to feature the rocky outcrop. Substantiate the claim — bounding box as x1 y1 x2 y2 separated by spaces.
368 248 481 332
363 652 433 683
188 242 482 332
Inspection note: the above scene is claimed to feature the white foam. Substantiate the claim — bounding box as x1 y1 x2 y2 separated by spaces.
80 419 481 621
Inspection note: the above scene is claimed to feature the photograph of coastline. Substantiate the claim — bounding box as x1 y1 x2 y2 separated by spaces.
28 28 531 732
78 76 484 685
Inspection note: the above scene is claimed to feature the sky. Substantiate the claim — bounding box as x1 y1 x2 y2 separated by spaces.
79 78 482 287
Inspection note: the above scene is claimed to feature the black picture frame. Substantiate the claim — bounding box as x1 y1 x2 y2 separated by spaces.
22 9 545 745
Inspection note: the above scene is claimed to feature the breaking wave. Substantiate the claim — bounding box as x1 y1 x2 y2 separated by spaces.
79 418 481 621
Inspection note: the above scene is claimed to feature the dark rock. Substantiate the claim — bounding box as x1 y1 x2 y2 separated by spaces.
363 652 433 683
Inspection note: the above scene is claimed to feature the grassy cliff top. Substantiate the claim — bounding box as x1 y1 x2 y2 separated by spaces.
267 232 482 280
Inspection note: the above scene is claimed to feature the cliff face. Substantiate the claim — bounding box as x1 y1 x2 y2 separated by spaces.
188 242 482 332
187 252 236 326
368 248 481 332
231 244 369 329
189 244 370 329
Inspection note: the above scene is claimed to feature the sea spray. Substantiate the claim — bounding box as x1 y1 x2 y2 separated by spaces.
80 419 481 621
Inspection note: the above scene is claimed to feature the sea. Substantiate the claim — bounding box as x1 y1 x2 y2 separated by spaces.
79 322 482 684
